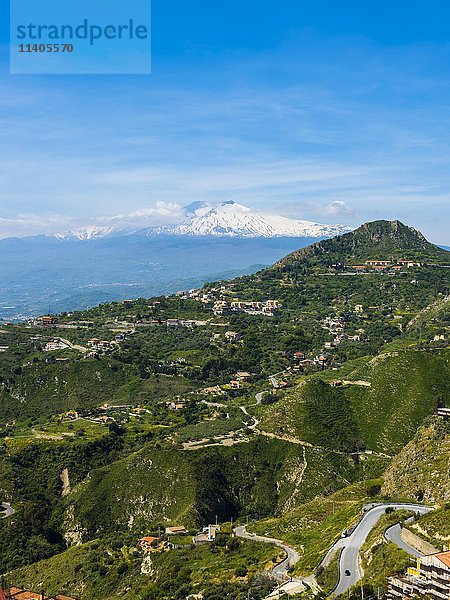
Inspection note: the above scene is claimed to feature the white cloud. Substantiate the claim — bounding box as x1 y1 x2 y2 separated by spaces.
0 213 75 239
95 201 185 228
322 200 355 218
0 202 186 239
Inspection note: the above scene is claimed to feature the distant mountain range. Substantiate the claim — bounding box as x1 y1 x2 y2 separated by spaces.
47 201 351 241
1 211 446 321
0 202 353 319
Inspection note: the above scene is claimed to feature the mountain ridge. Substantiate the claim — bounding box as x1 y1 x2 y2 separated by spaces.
273 219 450 268
147 201 351 239
40 201 351 241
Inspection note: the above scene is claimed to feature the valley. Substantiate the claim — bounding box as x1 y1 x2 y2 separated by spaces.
0 220 449 600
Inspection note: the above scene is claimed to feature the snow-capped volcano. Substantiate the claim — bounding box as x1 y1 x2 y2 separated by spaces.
151 201 351 238
51 225 118 241
48 201 351 241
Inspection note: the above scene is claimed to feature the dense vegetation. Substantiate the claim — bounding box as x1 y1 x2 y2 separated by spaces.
0 221 448 598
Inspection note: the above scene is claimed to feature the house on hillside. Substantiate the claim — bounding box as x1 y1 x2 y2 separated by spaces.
396 259 422 267
365 260 391 267
165 526 187 535
63 411 79 421
193 525 221 545
38 315 57 326
139 536 160 550
225 331 242 342
43 339 67 352
199 385 224 395
5 588 76 600
234 371 253 381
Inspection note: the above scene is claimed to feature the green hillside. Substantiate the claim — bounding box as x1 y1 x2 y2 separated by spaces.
66 437 385 542
7 534 279 600
0 220 449 598
260 347 450 455
273 220 450 269
382 417 450 503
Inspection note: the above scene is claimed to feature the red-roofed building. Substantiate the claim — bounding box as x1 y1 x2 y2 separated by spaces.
139 536 160 550
2 588 76 600
387 551 450 600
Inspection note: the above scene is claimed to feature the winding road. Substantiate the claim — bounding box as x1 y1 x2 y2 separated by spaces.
329 503 432 597
234 524 301 578
0 502 14 518
234 503 433 597
234 525 315 596
384 521 428 558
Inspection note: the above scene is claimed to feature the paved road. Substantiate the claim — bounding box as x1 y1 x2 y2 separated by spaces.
234 525 320 597
240 406 259 430
384 522 426 558
269 376 279 388
255 391 266 405
56 337 88 353
234 524 300 579
331 503 432 597
1 502 15 518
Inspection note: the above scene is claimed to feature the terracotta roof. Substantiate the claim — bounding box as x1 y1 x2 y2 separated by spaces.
8 589 76 600
435 550 450 568
140 536 158 544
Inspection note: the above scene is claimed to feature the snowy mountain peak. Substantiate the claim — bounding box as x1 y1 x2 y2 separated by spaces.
183 201 209 217
51 226 117 241
47 202 351 241
154 202 351 239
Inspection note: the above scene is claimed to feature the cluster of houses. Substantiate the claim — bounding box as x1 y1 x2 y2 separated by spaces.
196 371 255 395
321 313 366 349
174 286 282 317
165 399 187 411
292 351 331 372
175 285 233 304
87 338 118 354
229 371 255 389
350 259 422 272
212 299 282 317
139 523 224 553
62 404 150 426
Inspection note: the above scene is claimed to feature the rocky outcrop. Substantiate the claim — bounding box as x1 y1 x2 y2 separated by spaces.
382 419 450 504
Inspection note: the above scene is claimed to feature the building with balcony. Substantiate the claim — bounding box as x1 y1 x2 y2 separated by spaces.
387 550 450 600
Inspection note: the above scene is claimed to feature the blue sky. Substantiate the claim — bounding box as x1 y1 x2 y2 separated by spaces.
1 0 450 242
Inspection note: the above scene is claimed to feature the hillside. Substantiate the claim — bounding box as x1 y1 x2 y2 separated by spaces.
382 417 450 503
0 219 449 598
65 437 385 543
260 347 450 455
273 220 450 269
